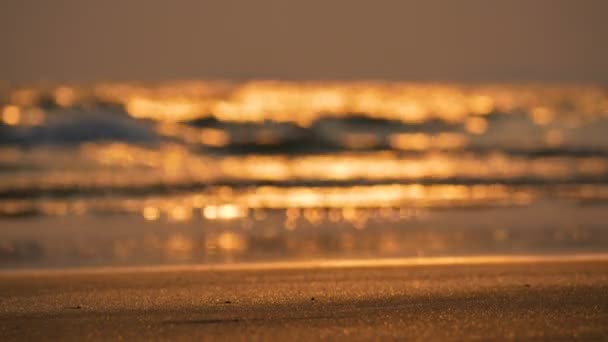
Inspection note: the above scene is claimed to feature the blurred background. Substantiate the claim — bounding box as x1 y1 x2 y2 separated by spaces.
1 0 607 269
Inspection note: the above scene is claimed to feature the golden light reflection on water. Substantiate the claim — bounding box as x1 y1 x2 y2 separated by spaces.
1 105 45 126
0 143 606 194
202 204 248 220
80 144 608 182
389 133 469 151
86 82 608 125
1 82 608 268
7 81 608 130
0 183 546 219
5 180 608 225
142 206 160 221
53 86 77 108
1 105 21 125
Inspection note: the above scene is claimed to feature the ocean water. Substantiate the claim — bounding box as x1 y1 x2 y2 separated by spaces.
1 81 608 268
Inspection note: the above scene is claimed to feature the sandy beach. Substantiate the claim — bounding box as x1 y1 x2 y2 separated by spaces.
1 257 607 341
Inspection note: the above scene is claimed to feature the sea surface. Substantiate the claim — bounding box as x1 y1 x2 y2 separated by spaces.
1 81 608 268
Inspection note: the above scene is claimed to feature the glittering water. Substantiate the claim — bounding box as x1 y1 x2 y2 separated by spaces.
1 81 608 268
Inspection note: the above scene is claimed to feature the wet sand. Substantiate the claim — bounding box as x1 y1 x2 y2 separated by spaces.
1 258 608 341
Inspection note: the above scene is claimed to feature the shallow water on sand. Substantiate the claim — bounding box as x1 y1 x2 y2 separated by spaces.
1 81 608 268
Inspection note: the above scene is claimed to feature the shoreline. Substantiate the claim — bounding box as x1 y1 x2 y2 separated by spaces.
3 252 608 276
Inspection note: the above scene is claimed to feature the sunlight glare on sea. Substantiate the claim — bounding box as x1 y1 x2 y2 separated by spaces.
1 81 608 268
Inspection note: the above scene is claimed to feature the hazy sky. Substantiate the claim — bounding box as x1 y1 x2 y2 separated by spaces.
1 0 607 83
